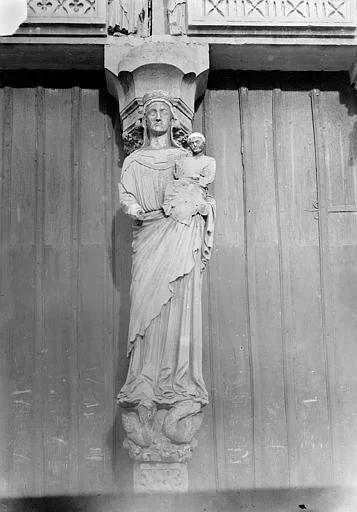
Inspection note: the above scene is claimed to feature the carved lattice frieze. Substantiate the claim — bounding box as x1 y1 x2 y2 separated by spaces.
26 0 102 19
198 0 350 20
188 0 356 33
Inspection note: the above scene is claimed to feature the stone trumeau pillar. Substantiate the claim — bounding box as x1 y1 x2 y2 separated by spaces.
104 38 210 493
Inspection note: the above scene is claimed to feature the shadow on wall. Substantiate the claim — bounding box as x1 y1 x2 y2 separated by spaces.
107 206 133 491
338 85 357 167
1 487 357 512
105 101 134 490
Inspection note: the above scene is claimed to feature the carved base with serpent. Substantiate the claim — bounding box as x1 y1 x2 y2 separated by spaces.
122 399 203 463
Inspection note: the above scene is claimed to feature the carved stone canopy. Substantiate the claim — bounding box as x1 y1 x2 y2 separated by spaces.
105 39 209 145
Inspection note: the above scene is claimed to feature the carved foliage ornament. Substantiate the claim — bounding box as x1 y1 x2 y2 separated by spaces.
122 124 189 155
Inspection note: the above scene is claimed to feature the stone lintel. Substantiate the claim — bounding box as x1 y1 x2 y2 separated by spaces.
0 35 356 73
104 38 209 139
209 42 357 72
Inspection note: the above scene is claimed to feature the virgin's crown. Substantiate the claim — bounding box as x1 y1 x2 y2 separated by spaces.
142 90 173 107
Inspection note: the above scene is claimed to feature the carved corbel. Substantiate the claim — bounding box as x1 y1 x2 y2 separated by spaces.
104 39 209 153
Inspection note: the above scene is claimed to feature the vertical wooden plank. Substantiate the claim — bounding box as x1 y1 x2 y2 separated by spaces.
103 90 117 493
188 99 216 492
78 87 113 493
204 79 254 490
316 79 357 485
273 77 331 486
8 87 38 497
33 85 45 496
239 76 289 488
310 87 336 484
41 87 74 495
69 86 81 494
272 84 297 487
0 84 10 497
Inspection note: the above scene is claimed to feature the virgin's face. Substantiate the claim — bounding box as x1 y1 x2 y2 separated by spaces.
145 101 172 136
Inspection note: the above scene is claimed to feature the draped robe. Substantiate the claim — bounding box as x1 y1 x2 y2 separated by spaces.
117 146 215 408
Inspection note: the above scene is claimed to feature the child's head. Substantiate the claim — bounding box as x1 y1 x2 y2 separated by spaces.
188 132 205 155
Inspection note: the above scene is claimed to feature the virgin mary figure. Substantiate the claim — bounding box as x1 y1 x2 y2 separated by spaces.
117 91 215 425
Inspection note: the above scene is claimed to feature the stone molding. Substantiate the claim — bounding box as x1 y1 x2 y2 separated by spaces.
187 0 357 37
1 0 355 71
26 0 106 23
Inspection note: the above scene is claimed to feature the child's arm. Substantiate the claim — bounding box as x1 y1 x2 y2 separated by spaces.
174 160 186 179
199 158 216 188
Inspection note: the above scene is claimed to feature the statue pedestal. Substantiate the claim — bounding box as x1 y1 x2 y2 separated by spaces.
133 462 188 493
121 402 203 492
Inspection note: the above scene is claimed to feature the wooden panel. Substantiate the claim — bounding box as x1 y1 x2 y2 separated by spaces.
317 82 357 485
204 80 254 490
1 70 357 499
0 73 122 498
77 88 114 494
0 86 12 496
8 88 38 496
239 76 289 488
41 87 74 494
321 85 357 211
273 78 332 486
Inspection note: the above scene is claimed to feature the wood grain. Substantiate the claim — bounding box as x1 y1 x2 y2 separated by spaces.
239 76 289 488
316 80 357 486
205 82 254 490
9 87 38 496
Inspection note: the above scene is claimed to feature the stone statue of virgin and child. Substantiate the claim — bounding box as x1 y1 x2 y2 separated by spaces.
117 90 216 462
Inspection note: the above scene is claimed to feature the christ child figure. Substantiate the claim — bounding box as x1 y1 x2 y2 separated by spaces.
163 132 216 225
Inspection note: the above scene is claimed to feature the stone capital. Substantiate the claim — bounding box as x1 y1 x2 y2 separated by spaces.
105 38 209 144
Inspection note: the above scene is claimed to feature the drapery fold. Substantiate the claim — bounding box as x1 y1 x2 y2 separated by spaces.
117 147 214 407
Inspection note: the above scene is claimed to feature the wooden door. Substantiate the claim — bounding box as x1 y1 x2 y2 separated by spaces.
0 70 357 497
0 72 128 497
190 71 357 491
